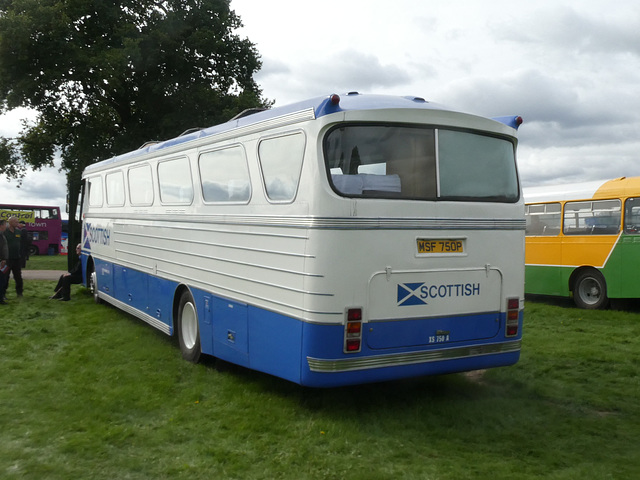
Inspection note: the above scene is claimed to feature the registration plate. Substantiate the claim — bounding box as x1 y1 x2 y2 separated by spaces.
417 239 464 254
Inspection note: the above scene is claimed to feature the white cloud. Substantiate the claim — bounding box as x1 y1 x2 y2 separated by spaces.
259 49 412 104
523 6 640 57
0 108 67 216
0 107 37 137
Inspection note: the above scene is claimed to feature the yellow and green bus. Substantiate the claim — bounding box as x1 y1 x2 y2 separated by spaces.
524 176 640 309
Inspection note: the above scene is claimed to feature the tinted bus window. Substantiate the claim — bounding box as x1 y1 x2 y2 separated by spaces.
199 146 251 203
525 203 561 236
158 157 193 204
325 126 517 202
258 133 306 202
438 130 518 202
325 125 436 199
625 198 640 234
128 164 154 206
88 177 103 207
564 200 621 235
106 171 125 206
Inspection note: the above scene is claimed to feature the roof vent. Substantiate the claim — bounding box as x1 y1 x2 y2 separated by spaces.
230 107 267 121
178 127 204 137
138 140 161 149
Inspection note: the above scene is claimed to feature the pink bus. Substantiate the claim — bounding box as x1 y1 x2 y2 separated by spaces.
0 204 63 255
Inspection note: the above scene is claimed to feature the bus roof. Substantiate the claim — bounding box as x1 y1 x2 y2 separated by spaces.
84 92 521 175
524 176 640 204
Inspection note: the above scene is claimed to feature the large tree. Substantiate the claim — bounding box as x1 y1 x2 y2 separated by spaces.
0 0 269 265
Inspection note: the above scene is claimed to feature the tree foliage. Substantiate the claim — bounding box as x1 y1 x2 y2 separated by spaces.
0 0 269 260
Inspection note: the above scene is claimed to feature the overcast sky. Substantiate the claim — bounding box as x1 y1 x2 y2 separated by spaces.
2 0 639 216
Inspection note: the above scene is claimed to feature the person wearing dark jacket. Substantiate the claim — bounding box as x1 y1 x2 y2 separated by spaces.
50 244 83 301
0 219 9 305
4 216 23 297
18 220 31 268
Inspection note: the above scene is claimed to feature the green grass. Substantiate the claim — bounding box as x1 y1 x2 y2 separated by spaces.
25 254 68 270
1 285 639 479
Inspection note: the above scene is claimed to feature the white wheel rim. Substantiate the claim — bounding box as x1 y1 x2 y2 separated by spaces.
181 301 198 349
91 272 98 295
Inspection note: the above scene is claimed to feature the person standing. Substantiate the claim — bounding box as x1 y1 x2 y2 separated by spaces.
4 216 24 298
18 220 31 268
0 219 9 304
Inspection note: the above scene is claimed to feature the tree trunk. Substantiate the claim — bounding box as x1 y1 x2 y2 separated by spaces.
66 170 83 272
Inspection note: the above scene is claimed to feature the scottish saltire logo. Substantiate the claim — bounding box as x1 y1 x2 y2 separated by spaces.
83 222 111 249
397 282 482 306
83 222 92 250
397 283 428 306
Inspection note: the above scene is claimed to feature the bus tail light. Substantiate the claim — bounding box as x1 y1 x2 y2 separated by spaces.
344 307 363 353
506 297 520 337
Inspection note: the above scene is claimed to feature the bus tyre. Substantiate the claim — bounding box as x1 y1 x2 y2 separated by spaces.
573 270 608 309
89 269 102 304
177 291 201 363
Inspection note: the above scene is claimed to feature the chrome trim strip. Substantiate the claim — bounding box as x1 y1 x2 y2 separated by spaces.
303 217 525 230
307 340 521 372
88 214 526 231
98 292 172 335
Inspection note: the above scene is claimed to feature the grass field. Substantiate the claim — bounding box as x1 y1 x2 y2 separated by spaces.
1 280 639 479
25 254 68 271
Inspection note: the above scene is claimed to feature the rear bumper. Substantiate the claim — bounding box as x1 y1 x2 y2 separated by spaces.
307 339 521 373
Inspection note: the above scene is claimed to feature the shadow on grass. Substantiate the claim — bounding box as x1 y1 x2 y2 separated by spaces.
209 355 528 416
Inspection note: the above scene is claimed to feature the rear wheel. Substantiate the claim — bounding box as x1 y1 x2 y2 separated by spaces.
177 291 201 363
573 270 608 309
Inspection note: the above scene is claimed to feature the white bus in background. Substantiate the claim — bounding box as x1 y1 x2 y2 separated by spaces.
80 92 524 387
